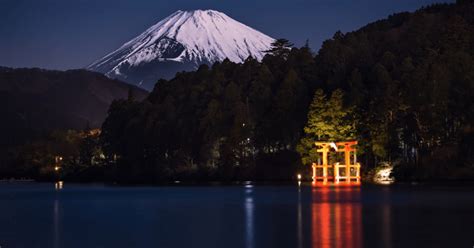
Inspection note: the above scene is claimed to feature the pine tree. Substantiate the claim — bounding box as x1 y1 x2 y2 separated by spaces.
265 38 293 59
297 89 356 165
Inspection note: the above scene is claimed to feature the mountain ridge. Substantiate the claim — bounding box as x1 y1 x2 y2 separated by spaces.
88 9 275 90
0 67 148 148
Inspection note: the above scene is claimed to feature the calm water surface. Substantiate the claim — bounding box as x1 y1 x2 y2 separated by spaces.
0 183 473 248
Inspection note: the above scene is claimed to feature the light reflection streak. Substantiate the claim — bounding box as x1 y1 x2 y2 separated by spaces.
381 188 392 248
245 185 254 248
54 181 63 248
54 199 60 248
334 188 341 248
311 187 362 248
297 187 303 248
55 181 63 190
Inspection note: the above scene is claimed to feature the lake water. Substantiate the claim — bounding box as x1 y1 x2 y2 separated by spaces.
0 182 473 248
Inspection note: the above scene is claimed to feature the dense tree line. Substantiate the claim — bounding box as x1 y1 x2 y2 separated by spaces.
0 128 106 181
101 1 474 183
3 1 472 182
0 68 147 179
310 0 474 180
101 39 315 182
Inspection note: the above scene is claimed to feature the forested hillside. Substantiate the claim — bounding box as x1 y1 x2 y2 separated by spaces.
96 1 474 182
0 68 147 178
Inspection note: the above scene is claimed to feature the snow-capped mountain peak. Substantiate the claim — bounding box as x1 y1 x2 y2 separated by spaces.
88 9 275 90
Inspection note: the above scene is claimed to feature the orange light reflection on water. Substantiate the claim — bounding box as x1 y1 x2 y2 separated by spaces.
311 186 362 248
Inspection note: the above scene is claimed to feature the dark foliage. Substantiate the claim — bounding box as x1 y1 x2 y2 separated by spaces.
101 1 474 182
3 1 473 182
0 68 147 178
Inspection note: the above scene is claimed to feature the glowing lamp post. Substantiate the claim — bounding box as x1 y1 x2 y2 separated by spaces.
54 155 63 183
54 156 63 170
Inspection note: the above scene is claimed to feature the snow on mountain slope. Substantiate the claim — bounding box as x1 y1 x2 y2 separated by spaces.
88 10 275 90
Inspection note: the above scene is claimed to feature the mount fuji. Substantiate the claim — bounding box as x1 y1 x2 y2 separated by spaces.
87 10 275 90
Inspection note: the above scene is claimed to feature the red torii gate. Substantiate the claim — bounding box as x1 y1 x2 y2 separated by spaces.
311 141 360 185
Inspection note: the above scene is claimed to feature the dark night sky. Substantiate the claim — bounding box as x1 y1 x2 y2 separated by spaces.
0 0 454 70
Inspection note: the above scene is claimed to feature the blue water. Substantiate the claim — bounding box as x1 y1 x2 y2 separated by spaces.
0 183 473 248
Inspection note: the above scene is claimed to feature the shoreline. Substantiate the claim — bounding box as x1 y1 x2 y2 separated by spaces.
2 179 474 188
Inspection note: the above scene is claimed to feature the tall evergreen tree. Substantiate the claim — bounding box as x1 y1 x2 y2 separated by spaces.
297 89 356 165
265 38 293 59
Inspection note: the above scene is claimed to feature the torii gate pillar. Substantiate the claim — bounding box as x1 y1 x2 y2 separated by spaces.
312 141 361 185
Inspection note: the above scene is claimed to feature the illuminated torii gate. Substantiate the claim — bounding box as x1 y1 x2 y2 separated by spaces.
311 141 361 185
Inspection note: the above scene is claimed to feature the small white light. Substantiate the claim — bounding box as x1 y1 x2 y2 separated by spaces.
55 181 64 190
297 174 302 180
330 142 338 151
